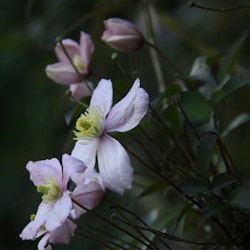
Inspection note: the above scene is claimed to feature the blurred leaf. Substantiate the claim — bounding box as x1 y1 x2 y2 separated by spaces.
212 70 250 106
218 32 248 84
196 133 217 180
137 181 167 199
212 173 237 192
156 84 183 109
199 206 224 227
189 56 215 84
178 178 210 195
179 91 213 124
221 113 250 138
230 186 250 209
164 102 182 133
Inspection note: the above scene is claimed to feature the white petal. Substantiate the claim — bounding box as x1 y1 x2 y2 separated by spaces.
62 154 87 188
38 233 51 250
26 158 62 187
90 79 113 116
71 140 98 170
97 134 133 194
45 193 72 231
105 79 149 132
20 203 51 240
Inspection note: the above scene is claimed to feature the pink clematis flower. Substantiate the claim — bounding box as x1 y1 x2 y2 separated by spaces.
71 78 149 194
46 31 94 99
20 154 105 249
101 18 145 52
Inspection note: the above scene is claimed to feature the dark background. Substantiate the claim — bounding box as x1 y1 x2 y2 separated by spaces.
1 0 250 249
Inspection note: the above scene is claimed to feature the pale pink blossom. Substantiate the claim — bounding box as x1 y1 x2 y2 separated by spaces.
46 32 94 99
71 78 149 194
101 18 145 52
20 154 105 249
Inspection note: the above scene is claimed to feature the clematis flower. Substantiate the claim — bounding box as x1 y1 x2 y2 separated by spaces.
101 18 145 52
71 78 149 194
20 154 105 249
45 31 94 99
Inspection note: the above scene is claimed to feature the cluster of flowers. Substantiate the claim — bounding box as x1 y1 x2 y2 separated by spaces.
20 18 149 249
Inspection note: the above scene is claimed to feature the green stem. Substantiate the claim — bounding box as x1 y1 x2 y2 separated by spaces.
143 1 166 93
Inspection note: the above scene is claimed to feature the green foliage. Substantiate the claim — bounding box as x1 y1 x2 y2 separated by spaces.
179 91 213 124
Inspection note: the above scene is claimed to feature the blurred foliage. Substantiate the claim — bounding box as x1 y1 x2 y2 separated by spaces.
1 0 250 249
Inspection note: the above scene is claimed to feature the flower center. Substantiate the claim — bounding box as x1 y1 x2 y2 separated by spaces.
74 107 105 140
73 55 85 70
37 180 62 203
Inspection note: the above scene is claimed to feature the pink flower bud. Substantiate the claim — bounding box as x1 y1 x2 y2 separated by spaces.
101 18 145 52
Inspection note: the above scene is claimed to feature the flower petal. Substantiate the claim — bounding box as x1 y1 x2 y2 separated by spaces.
72 181 105 217
79 32 95 71
62 154 87 188
90 79 113 116
97 134 133 194
26 158 62 187
55 39 80 63
69 81 93 100
49 219 76 244
38 233 51 250
71 139 98 170
45 63 80 85
105 78 149 132
45 193 72 231
20 202 52 240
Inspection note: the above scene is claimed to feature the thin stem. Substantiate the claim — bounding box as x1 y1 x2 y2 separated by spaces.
66 90 88 108
111 206 161 250
145 41 182 75
142 1 166 93
112 205 172 250
111 52 134 83
72 199 155 250
189 1 250 12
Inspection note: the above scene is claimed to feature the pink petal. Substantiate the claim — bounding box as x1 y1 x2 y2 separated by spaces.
49 219 76 244
45 193 72 231
72 181 105 217
71 139 98 170
26 158 62 187
97 134 133 194
55 39 80 63
90 79 113 116
62 154 87 188
79 32 94 71
69 81 93 100
38 233 51 250
105 79 149 132
45 63 81 85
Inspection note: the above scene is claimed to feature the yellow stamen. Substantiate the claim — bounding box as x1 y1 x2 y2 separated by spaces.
73 55 85 70
74 107 105 140
37 180 62 203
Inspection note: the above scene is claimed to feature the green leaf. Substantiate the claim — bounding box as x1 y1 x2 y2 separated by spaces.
212 173 237 192
137 181 167 199
230 186 250 209
164 102 182 133
178 178 210 194
196 133 218 180
212 70 250 106
218 33 248 84
221 113 250 138
156 84 183 109
179 91 213 124
189 56 215 83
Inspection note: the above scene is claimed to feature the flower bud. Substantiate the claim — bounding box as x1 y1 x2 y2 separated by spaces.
101 18 145 52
